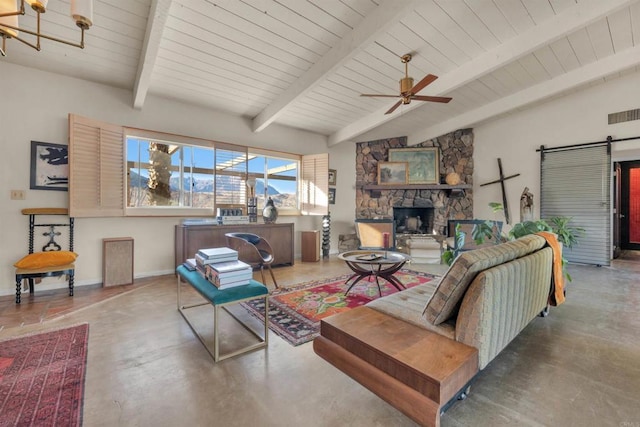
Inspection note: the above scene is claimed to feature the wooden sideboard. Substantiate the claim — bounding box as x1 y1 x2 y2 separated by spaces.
175 222 294 270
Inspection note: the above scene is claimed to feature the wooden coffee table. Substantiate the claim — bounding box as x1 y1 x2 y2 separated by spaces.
338 250 411 296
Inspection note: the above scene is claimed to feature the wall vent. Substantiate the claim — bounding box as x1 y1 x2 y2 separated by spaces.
609 108 640 125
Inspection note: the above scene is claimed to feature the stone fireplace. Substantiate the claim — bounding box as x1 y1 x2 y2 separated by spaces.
355 130 474 237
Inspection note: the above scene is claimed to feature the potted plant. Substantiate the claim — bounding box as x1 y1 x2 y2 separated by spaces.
508 219 552 239
441 220 502 265
547 216 585 250
442 207 585 282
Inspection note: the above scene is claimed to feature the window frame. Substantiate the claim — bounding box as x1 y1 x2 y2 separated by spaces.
124 128 220 217
69 114 328 218
248 148 301 215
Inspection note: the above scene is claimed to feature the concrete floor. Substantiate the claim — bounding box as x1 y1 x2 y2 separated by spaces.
1 255 639 426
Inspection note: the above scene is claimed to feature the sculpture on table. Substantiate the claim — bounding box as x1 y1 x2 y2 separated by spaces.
262 197 278 223
520 187 534 222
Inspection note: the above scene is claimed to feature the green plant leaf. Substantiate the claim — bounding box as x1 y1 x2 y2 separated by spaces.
489 202 504 213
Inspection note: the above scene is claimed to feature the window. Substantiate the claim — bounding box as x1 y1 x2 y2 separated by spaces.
125 129 249 216
127 139 216 209
69 114 328 218
248 151 299 212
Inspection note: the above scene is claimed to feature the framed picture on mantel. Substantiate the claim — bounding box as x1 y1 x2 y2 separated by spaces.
377 162 407 185
389 147 439 184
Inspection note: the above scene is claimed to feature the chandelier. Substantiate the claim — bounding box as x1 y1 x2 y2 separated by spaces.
0 0 93 57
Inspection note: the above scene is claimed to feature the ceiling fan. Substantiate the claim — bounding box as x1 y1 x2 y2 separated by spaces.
360 53 452 114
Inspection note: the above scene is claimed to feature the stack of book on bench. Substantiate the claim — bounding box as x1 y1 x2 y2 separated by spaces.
189 247 253 289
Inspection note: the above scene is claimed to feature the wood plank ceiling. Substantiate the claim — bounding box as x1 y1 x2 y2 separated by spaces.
2 0 639 146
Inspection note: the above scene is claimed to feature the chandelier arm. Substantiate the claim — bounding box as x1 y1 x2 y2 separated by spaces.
36 7 41 50
0 21 86 50
11 33 39 51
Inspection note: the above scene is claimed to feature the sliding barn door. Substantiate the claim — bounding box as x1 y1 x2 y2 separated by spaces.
541 144 611 266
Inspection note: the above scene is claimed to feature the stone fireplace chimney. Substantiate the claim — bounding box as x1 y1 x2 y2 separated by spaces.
355 130 474 236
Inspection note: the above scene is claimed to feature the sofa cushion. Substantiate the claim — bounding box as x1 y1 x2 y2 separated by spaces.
423 234 546 325
367 280 455 339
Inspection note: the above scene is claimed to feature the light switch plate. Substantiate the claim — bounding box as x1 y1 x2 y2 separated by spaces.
10 190 25 200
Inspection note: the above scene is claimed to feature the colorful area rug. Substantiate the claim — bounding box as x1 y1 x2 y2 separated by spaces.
242 269 438 346
0 323 89 426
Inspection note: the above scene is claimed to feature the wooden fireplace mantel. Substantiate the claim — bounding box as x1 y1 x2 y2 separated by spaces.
360 183 472 191
359 183 472 198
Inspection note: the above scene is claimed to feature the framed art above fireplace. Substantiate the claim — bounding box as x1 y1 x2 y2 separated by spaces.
389 147 439 184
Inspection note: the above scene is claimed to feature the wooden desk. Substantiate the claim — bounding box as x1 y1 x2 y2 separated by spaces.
175 222 294 270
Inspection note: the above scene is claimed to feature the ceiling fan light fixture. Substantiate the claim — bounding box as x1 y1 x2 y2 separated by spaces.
360 52 453 114
0 0 92 56
400 77 413 95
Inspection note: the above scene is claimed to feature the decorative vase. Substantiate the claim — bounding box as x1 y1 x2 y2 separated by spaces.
445 172 461 185
262 197 278 223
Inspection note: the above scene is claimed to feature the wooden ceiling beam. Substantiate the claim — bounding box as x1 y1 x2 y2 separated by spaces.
328 0 636 146
132 0 172 109
251 0 424 134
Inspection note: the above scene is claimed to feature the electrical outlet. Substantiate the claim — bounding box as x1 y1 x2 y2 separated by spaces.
10 190 25 200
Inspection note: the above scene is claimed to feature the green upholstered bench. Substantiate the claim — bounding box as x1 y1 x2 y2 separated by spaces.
176 265 269 362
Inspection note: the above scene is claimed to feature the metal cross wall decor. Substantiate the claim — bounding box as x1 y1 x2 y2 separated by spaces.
480 158 520 224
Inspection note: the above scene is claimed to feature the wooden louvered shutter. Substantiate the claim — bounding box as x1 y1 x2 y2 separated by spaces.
301 153 329 215
69 114 125 217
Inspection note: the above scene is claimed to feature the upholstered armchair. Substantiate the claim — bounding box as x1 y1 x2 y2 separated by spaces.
225 233 279 289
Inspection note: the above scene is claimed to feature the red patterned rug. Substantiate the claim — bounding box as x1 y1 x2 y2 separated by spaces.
242 269 438 346
0 323 89 426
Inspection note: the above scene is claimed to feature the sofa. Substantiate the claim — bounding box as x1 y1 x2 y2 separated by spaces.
313 234 559 427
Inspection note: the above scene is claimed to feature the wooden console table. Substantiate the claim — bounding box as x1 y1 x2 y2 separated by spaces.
175 222 294 270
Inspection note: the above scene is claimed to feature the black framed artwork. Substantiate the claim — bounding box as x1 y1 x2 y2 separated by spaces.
30 141 69 191
328 187 336 204
328 169 337 186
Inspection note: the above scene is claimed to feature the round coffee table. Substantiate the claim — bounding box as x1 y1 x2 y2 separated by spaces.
338 250 411 296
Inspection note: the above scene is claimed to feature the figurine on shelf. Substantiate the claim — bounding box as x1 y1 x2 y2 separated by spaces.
262 197 278 223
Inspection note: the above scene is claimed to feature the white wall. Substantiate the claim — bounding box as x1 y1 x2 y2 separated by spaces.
327 141 357 252
0 62 328 296
473 71 640 229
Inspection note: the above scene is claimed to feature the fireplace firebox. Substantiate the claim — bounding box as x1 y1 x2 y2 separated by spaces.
393 206 435 235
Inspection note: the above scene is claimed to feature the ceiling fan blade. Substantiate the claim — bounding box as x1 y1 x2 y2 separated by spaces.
360 94 400 98
410 74 438 95
385 100 403 115
411 95 453 103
